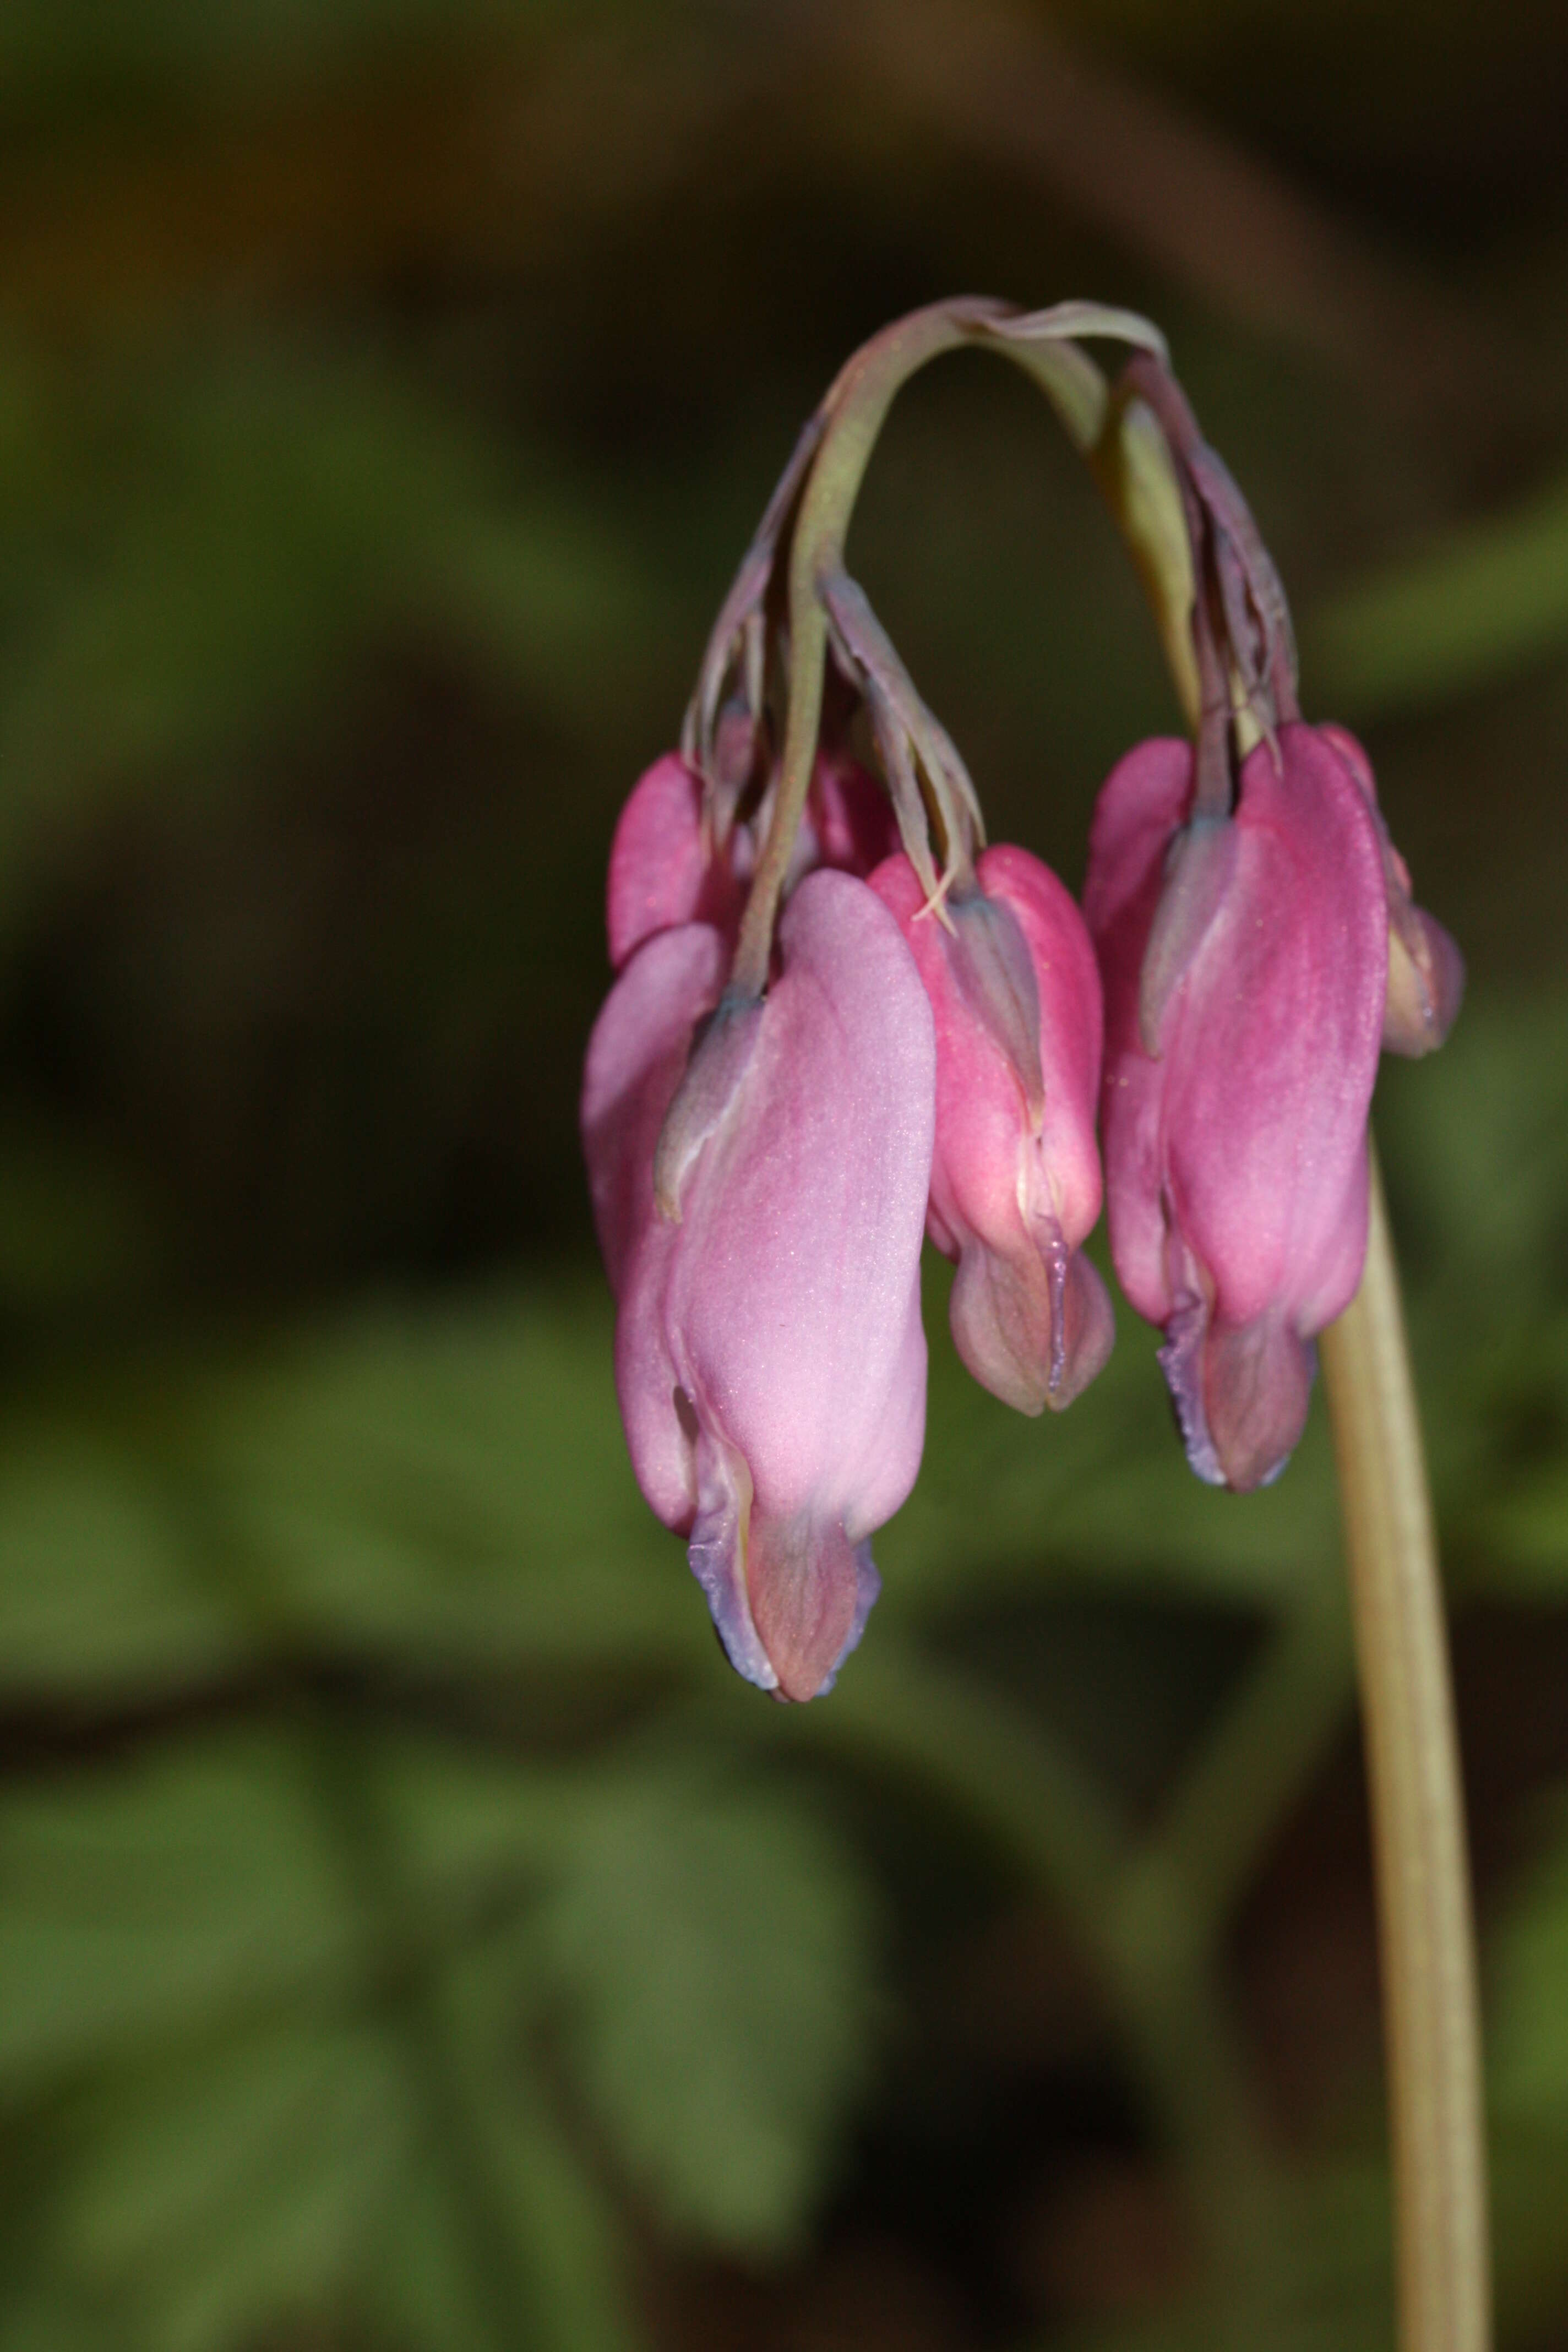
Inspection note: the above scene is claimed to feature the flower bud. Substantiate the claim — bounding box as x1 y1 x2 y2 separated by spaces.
581 869 935 1700
1084 727 1389 1490
870 844 1113 1414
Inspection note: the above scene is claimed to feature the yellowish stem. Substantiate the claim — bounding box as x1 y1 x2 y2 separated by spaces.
1320 1150 1491 2352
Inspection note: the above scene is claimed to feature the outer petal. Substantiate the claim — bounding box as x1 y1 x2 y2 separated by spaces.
590 869 935 1700
1081 738 1195 1329
870 844 1112 1413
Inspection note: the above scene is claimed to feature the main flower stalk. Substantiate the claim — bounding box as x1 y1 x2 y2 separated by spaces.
1322 1162 1489 2352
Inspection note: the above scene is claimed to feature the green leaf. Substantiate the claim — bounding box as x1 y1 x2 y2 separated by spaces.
539 1759 880 2255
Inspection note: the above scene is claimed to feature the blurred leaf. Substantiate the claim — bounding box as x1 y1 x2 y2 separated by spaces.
0 1119 162 1311
0 1732 357 2084
195 1285 703 1670
0 1698 884 2342
1308 472 1568 718
0 1433 246 1695
0 1720 646 2350
54 2016 405 2352
539 1759 880 2255
1489 1788 1568 2129
0 0 588 119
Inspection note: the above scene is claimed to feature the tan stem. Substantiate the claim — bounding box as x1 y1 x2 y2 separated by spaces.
1320 1150 1491 2352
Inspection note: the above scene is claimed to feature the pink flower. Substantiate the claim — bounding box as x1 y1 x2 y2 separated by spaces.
1083 726 1390 1491
581 868 935 1700
606 748 898 971
870 845 1113 1413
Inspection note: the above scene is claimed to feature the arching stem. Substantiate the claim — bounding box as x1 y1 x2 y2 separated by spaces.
725 297 1165 998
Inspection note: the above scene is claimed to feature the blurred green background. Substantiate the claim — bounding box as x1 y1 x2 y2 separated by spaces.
2 3 1568 2348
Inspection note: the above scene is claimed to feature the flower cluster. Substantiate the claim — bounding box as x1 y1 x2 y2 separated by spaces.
581 322 1461 1700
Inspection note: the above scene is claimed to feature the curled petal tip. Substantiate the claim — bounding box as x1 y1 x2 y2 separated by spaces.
1159 1293 1314 1493
687 1427 880 1702
749 1515 880 1702
946 1229 1114 1418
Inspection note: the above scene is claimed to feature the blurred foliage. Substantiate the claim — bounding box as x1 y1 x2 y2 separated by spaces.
0 1 1566 2349
2 999 1568 2350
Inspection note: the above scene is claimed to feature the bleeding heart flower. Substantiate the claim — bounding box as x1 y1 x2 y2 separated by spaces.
1083 725 1390 1491
581 867 935 1699
870 844 1113 1413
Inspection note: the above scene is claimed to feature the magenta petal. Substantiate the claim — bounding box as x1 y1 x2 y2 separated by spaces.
807 752 901 878
606 753 745 970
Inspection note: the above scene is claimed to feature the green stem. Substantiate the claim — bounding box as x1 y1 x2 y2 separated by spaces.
1320 1151 1491 2352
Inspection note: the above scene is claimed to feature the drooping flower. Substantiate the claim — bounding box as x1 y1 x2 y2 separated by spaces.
581 868 935 1700
606 746 898 971
1083 725 1390 1491
870 844 1113 1413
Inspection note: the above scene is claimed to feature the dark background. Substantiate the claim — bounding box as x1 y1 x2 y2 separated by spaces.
3 5 1568 2349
